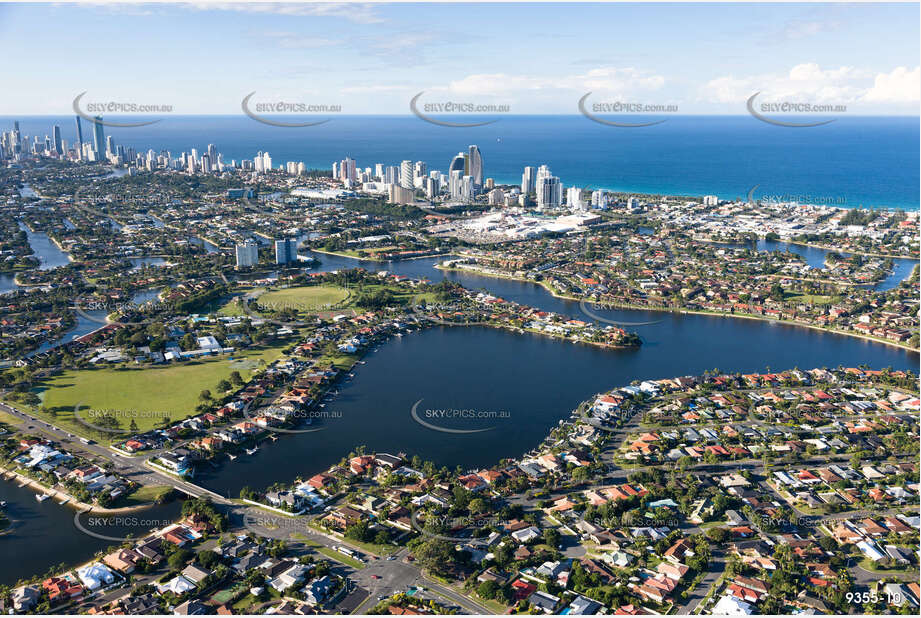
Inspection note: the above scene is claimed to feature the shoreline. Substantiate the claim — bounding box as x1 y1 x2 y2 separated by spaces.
309 247 455 264
435 263 920 354
0 466 156 515
706 235 919 262
778 238 919 261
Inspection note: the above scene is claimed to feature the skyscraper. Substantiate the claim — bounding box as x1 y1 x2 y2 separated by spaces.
235 240 259 269
449 170 464 199
467 145 483 189
424 176 437 200
92 116 105 156
591 190 609 209
521 166 536 194
413 161 427 187
339 157 356 183
449 152 466 176
400 160 414 190
536 174 562 209
74 116 84 147
566 186 585 211
52 125 62 155
274 238 296 265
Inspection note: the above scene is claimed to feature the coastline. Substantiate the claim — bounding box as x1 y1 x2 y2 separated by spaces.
309 247 455 264
779 238 919 261
0 466 156 515
434 263 920 354
706 235 919 262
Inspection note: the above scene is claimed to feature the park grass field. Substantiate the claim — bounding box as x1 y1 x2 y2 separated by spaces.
119 484 173 506
0 409 21 427
32 345 286 441
257 284 351 313
216 297 246 316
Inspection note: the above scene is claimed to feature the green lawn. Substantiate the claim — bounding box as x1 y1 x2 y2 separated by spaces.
257 285 351 313
0 409 21 428
216 297 246 316
33 345 286 441
785 293 841 305
857 556 919 576
120 484 173 506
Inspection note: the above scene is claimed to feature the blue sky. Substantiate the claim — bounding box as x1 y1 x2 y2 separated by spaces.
0 2 918 114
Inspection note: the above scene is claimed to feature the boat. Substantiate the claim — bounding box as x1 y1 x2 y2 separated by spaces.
245 447 258 455
0 501 7 507
35 494 50 502
227 454 237 461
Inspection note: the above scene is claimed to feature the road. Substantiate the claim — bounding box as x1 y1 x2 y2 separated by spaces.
674 549 726 615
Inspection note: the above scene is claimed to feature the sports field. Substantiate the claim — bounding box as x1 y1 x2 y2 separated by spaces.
256 284 351 313
33 345 285 440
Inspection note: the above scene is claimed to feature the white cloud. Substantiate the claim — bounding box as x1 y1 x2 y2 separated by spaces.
256 31 339 49
701 63 881 105
863 66 920 103
185 2 384 24
431 67 667 100
781 18 841 41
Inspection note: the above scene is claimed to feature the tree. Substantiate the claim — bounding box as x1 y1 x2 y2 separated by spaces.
230 371 244 386
413 538 455 576
468 497 487 514
199 389 212 402
769 282 785 302
180 333 197 351
706 527 729 543
168 548 192 572
544 528 561 548
217 379 231 393
197 550 220 569
477 580 499 600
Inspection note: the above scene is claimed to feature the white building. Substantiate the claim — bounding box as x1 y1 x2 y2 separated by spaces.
567 186 585 211
235 240 259 268
521 166 536 194
536 174 562 209
400 160 414 189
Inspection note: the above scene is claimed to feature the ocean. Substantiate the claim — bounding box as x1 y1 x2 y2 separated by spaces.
3 114 919 209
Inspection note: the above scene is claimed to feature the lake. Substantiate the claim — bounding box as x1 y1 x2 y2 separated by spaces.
193 252 917 496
